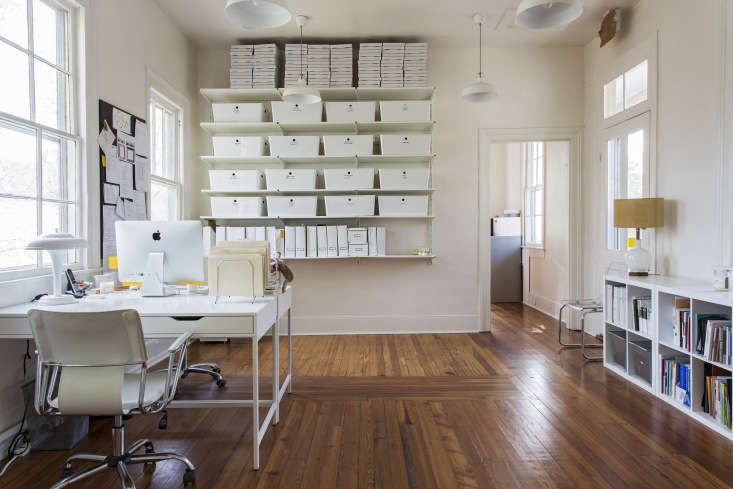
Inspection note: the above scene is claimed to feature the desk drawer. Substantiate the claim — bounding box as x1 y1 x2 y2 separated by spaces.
141 316 255 338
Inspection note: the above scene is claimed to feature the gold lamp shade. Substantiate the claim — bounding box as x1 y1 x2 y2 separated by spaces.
613 198 664 229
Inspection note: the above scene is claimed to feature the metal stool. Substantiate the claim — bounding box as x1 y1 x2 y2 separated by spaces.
558 300 603 361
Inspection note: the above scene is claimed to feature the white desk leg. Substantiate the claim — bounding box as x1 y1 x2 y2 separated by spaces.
288 308 292 393
252 335 259 470
273 317 279 425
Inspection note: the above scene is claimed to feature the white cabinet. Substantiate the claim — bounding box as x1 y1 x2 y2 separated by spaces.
322 135 373 156
268 136 320 157
378 169 430 190
209 170 265 191
267 196 318 217
271 101 323 123
212 136 266 157
265 169 316 190
212 103 265 122
325 102 376 122
210 197 266 217
379 101 431 122
380 134 431 155
325 195 376 216
323 169 374 190
378 195 428 216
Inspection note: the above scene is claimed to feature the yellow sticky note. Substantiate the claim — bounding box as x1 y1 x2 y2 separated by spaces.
108 255 118 270
102 154 107 167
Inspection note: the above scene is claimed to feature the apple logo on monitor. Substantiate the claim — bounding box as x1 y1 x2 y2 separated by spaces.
152 230 161 241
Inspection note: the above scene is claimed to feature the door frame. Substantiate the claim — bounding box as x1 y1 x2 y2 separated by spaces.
477 127 583 332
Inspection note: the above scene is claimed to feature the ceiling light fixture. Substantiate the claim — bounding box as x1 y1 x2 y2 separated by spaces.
515 0 583 29
224 0 292 29
281 15 321 105
462 14 497 103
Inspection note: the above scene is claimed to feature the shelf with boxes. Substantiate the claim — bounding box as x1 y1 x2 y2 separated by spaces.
200 87 435 261
200 87 435 104
604 272 733 438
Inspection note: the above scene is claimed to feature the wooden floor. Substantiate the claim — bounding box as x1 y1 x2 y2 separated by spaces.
2 303 733 488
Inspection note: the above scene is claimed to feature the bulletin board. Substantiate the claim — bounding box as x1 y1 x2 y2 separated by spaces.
97 99 150 268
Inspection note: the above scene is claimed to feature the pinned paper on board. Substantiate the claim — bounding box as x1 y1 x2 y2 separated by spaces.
134 158 149 190
105 156 121 184
135 120 149 158
103 183 120 204
119 161 134 199
97 120 116 156
112 107 132 134
102 205 119 258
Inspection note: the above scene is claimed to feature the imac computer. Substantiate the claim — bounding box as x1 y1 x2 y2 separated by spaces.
116 221 204 296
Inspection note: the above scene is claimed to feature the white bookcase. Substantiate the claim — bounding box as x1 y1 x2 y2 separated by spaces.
604 272 733 439
199 87 436 262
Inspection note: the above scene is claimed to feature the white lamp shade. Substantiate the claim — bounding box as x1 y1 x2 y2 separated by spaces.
515 0 583 29
282 77 321 105
225 0 292 29
26 232 87 250
462 79 497 103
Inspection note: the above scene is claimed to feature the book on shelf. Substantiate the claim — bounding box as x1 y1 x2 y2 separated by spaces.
662 355 690 407
631 295 652 335
695 315 730 363
605 284 626 327
673 297 691 351
701 363 732 429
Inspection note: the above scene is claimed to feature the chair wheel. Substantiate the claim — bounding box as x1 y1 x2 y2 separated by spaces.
61 462 73 479
216 378 226 388
212 367 221 373
183 468 196 486
158 415 168 430
143 461 156 473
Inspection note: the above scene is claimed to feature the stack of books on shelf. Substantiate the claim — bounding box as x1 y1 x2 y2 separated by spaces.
673 297 691 351
230 45 254 88
306 44 330 88
381 42 405 88
284 44 307 87
404 42 428 87
605 283 626 327
661 356 690 407
631 295 652 336
330 44 353 87
253 43 278 88
701 363 732 429
697 316 732 365
358 43 382 87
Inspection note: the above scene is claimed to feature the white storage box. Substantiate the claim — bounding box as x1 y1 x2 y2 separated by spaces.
379 101 431 122
348 244 369 257
209 170 265 191
380 135 431 155
212 103 265 122
265 169 316 190
325 102 376 123
323 135 373 157
347 228 368 244
210 197 266 217
323 169 374 190
325 195 376 216
378 168 430 190
212 136 266 157
266 196 317 217
271 101 323 123
268 136 320 157
378 195 429 216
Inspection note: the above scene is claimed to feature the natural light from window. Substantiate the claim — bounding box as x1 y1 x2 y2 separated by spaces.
604 60 648 119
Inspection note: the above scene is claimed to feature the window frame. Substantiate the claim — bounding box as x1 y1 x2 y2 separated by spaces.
0 0 83 281
148 87 183 221
522 141 545 249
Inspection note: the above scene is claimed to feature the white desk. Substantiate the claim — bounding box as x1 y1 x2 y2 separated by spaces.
0 286 293 470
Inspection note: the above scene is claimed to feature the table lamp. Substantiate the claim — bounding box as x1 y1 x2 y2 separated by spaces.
26 232 88 305
613 198 664 276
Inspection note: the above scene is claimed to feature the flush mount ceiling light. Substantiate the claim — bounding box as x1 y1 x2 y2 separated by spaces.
515 0 583 29
462 14 497 103
281 15 321 104
224 0 292 29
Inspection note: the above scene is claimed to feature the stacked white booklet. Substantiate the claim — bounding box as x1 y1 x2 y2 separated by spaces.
330 44 353 87
358 43 382 87
404 42 428 87
253 43 278 88
381 42 405 88
284 43 307 87
230 45 254 88
307 44 330 88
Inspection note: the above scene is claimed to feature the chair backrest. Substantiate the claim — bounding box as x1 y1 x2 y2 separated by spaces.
29 309 148 415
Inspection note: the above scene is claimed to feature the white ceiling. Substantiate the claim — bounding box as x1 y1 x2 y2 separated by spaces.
152 0 638 48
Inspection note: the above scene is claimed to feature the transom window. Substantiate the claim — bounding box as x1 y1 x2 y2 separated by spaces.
604 60 648 119
523 141 544 247
0 0 80 274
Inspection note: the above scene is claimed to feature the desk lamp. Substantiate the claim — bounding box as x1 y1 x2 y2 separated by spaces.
613 198 664 276
26 232 88 305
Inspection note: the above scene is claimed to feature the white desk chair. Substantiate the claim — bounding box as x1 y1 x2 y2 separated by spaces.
29 309 196 489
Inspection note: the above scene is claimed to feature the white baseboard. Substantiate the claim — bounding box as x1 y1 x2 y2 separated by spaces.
289 313 479 336
525 293 561 319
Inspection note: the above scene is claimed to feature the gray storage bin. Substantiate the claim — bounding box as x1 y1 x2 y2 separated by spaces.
629 339 652 383
607 330 627 367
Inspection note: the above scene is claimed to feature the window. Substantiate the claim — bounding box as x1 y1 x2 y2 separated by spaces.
523 141 544 247
0 0 80 274
604 60 648 119
604 112 650 251
149 90 182 221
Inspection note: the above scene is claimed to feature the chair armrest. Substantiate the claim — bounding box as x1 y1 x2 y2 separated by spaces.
168 331 193 353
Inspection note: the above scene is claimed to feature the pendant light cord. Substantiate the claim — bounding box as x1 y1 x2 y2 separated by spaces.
478 20 483 79
299 24 304 79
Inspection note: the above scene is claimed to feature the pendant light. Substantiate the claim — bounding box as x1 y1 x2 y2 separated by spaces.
515 0 583 30
225 0 292 29
462 14 497 103
281 15 321 105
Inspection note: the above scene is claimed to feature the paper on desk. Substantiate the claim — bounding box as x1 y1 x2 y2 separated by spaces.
112 107 132 134
97 120 116 156
102 205 120 257
120 161 134 199
105 156 121 184
103 183 119 204
135 120 149 158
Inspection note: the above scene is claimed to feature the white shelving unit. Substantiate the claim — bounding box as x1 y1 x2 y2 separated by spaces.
199 86 436 263
603 272 733 439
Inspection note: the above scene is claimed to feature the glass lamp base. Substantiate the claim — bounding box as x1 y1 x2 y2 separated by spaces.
626 244 652 277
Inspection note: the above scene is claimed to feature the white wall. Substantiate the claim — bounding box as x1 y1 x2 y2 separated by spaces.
0 0 197 445
488 142 522 218
581 0 729 333
195 44 584 334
